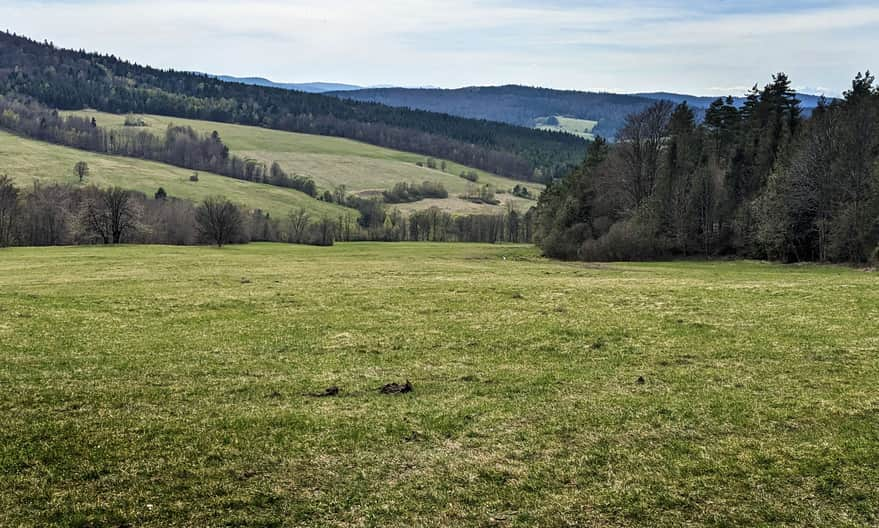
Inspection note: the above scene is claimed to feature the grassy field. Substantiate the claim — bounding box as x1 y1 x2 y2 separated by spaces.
1 243 877 527
70 110 542 214
0 130 353 219
536 116 598 140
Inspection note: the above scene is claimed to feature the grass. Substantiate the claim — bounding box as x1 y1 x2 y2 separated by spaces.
69 110 543 213
1 243 877 527
536 116 598 140
0 130 353 219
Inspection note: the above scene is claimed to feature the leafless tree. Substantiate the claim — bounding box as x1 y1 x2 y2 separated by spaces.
74 161 89 183
80 187 140 244
286 208 310 243
314 217 336 246
20 182 75 246
0 175 19 247
616 100 674 208
195 196 242 247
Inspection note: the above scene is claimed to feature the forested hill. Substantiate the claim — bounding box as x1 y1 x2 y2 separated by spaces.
0 32 585 182
328 85 655 138
533 72 879 264
327 85 827 138
635 91 828 110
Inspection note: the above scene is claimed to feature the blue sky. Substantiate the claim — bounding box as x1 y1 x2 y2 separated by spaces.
1 0 876 96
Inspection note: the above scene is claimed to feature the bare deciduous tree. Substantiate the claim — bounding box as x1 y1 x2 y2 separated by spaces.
80 187 140 244
74 161 89 183
616 100 675 208
0 175 19 247
286 208 310 244
195 196 242 247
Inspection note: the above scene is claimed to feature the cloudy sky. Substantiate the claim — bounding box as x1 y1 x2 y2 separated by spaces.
1 0 876 96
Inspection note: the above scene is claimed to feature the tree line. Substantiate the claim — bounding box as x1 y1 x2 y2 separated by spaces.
535 73 879 263
0 95 320 196
0 176 535 249
0 177 340 247
0 31 586 182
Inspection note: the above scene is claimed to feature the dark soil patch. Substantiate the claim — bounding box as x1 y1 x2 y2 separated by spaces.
380 380 412 394
308 386 340 398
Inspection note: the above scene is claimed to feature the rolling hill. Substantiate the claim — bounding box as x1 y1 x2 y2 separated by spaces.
0 130 353 219
327 85 828 139
211 76 362 93
0 31 585 182
66 110 542 214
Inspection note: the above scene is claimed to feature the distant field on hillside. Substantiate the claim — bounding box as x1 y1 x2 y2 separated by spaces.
0 130 352 218
1 243 877 526
536 116 598 140
70 110 543 214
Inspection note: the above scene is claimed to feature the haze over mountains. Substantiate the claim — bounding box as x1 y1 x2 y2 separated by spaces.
213 75 827 138
211 75 438 94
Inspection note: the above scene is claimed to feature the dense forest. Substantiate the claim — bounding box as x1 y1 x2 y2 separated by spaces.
535 73 879 263
0 32 586 182
328 85 826 139
329 85 657 138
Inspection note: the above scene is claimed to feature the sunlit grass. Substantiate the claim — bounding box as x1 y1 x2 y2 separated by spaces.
0 130 352 219
69 110 542 213
0 243 876 526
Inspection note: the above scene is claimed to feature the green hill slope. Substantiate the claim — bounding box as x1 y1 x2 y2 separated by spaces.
0 130 353 219
71 110 543 214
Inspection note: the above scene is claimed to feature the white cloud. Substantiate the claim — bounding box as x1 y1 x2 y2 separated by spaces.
0 0 874 94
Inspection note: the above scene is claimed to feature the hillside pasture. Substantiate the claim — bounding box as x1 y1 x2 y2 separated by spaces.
536 115 598 140
0 130 353 219
70 110 543 214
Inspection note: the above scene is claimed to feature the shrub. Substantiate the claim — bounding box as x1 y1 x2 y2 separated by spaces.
579 219 668 261
123 114 148 127
383 181 448 203
459 170 479 183
460 184 499 205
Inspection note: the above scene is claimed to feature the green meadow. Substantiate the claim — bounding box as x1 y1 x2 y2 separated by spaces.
70 110 542 213
1 243 877 526
536 116 598 140
0 130 352 219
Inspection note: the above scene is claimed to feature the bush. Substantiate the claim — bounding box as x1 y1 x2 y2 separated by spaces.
460 184 499 205
512 184 532 199
123 114 147 127
460 170 479 183
383 181 448 203
579 219 669 261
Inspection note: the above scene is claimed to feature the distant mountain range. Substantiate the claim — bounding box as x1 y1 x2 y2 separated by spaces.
213 77 829 138
211 76 363 93
211 75 441 94
633 91 828 110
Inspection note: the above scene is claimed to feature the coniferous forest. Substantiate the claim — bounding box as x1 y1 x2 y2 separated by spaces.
0 32 585 183
534 73 879 263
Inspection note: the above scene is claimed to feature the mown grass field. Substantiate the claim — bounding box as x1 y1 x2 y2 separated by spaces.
0 130 353 219
536 116 598 140
70 110 542 213
1 243 877 527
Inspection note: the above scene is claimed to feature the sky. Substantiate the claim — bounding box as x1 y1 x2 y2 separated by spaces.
1 0 877 97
